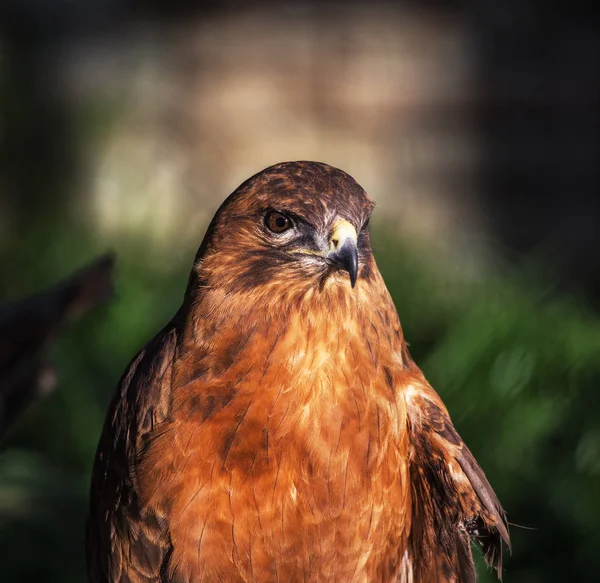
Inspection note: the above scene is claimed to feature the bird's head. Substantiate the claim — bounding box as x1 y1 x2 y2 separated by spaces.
189 161 378 303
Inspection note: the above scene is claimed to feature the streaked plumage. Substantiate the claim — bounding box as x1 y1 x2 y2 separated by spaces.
87 161 509 582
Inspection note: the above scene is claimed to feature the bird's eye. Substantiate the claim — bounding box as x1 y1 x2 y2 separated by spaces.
265 211 293 234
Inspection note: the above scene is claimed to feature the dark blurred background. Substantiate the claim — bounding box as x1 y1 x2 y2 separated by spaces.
0 1 598 581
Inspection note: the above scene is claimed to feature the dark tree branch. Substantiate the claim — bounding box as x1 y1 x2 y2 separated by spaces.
0 253 115 440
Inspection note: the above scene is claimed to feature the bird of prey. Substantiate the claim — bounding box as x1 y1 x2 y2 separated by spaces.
87 161 509 582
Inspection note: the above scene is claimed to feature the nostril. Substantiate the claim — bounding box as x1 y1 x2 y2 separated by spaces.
331 238 339 249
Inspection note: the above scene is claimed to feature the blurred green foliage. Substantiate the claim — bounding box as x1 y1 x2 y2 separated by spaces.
1 224 599 582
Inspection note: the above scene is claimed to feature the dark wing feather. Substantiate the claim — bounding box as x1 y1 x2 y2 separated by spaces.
400 377 510 582
86 323 178 583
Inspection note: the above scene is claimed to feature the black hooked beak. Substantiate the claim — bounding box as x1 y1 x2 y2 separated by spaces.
328 238 359 287
326 220 359 288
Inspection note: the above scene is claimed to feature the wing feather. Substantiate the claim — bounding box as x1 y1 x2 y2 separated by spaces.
86 324 178 583
400 376 510 582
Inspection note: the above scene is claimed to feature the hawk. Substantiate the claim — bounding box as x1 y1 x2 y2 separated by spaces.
87 161 509 582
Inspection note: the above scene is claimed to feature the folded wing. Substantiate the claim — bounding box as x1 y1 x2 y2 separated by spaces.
399 376 510 582
87 325 178 583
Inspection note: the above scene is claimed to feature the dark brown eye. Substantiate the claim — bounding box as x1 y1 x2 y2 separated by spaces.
265 211 293 234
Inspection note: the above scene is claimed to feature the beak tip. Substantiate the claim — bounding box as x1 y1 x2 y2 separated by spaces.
328 237 359 289
349 255 358 288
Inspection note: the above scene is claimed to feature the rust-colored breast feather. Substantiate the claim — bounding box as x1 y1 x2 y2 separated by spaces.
87 161 509 582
